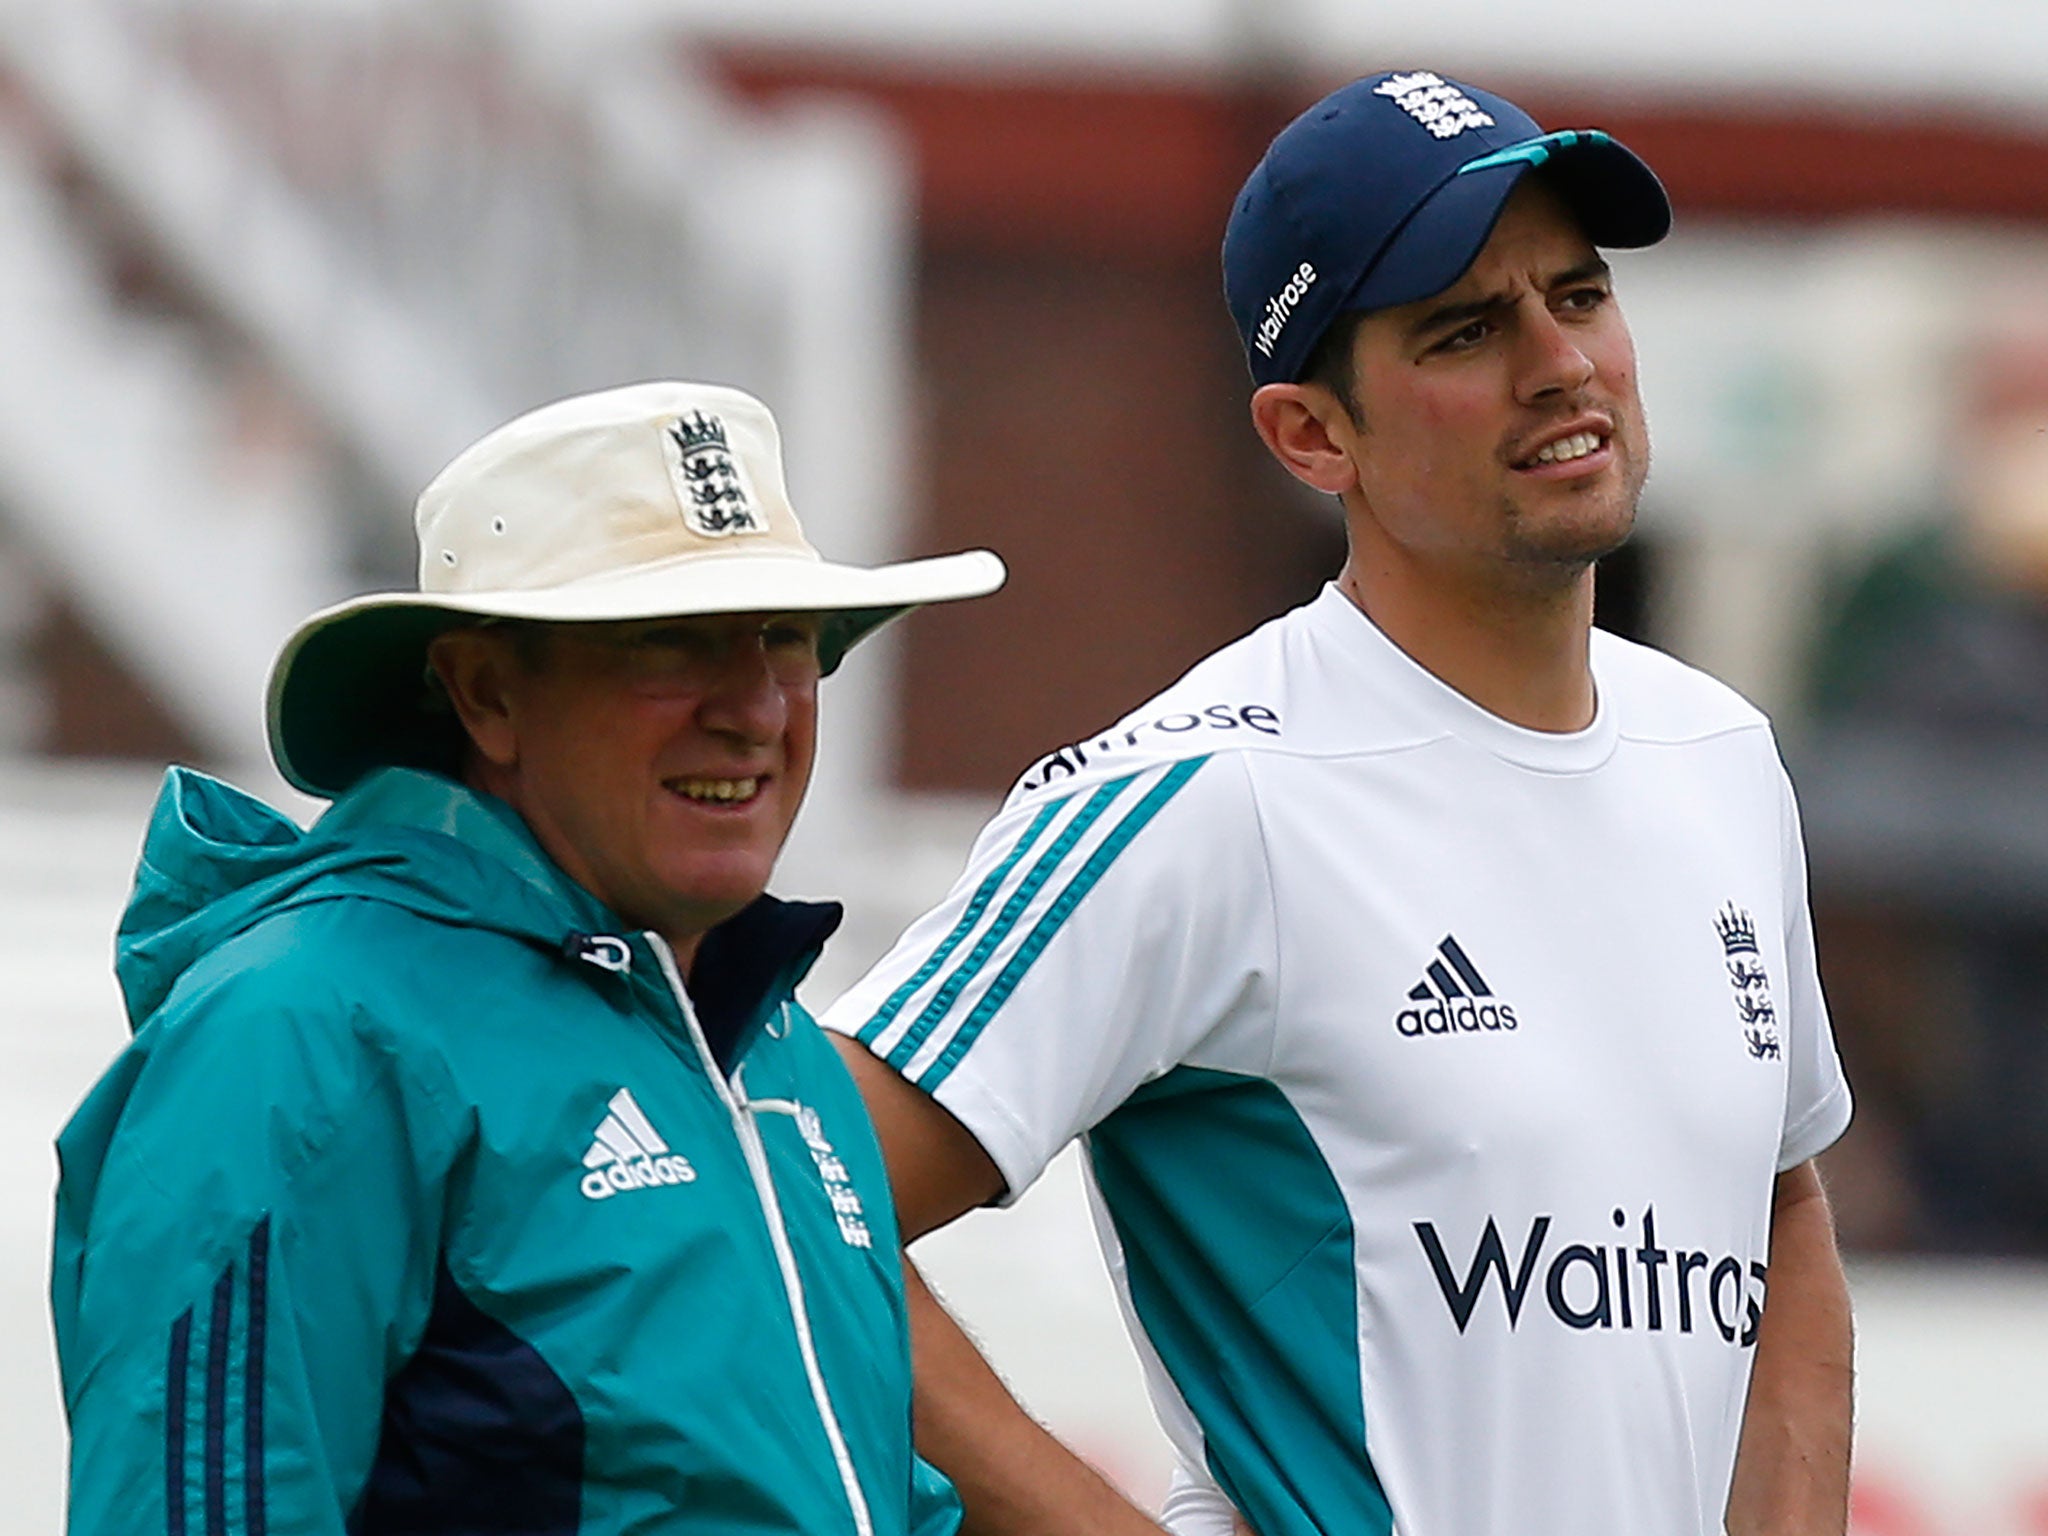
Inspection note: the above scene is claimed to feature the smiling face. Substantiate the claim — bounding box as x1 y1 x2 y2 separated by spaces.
1330 177 1649 589
431 613 820 963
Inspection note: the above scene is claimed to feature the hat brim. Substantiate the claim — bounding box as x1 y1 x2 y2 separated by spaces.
1346 131 1672 318
267 547 1005 798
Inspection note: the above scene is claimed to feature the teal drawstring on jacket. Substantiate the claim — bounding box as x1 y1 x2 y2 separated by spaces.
54 765 959 1536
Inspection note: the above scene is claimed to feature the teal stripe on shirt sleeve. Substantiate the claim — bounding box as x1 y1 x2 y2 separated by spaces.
857 796 1071 1049
881 772 1146 1076
1089 1066 1390 1536
917 756 1209 1092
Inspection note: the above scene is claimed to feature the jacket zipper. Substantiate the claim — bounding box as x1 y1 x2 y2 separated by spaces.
647 935 876 1536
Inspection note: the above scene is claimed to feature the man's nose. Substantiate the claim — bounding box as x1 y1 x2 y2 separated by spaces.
695 640 790 742
1513 308 1596 404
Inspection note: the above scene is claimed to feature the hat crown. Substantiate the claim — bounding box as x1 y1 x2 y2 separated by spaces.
416 382 820 596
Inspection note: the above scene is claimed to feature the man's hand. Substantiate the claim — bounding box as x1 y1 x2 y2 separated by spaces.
1725 1160 1853 1536
832 1038 1168 1536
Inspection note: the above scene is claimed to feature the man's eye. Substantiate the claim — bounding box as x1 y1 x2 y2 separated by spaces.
1559 286 1609 313
762 621 819 651
623 627 717 663
1436 321 1490 353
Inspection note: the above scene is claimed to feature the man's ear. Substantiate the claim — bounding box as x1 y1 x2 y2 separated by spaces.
425 628 521 770
1249 383 1361 497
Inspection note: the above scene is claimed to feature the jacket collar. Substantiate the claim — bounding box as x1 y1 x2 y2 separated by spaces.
686 896 843 1068
333 770 844 1059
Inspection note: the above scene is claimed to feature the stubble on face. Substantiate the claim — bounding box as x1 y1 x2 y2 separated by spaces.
1492 423 1649 574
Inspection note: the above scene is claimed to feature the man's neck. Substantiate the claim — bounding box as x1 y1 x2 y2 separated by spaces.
462 762 710 971
1335 554 1598 732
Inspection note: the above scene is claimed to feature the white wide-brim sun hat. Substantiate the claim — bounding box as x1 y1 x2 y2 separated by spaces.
267 380 1006 798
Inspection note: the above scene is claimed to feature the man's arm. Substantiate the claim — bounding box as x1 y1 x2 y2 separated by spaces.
54 976 447 1535
1726 1159 1853 1536
832 1037 1168 1536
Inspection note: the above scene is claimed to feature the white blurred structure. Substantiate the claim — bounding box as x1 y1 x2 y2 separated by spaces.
0 0 914 843
650 0 2048 117
0 763 161 1536
1611 221 2047 721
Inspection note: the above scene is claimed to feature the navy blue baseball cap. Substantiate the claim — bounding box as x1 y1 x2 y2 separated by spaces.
1224 71 1672 387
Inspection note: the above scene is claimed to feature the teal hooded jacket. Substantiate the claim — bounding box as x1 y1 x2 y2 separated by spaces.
53 766 959 1536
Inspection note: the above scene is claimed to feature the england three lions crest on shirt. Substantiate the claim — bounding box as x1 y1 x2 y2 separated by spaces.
1717 903 1783 1061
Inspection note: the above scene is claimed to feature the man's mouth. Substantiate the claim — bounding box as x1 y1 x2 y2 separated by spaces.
1519 430 1607 469
666 776 761 804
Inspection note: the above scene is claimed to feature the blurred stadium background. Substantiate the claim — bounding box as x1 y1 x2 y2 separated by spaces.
4 1 2047 1530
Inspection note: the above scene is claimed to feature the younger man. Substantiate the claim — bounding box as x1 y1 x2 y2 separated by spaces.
827 73 1854 1536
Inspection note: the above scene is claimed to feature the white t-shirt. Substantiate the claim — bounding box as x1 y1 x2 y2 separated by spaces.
825 585 1852 1536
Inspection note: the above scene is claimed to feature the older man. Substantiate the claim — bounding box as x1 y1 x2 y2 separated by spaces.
826 73 1853 1536
52 381 1003 1536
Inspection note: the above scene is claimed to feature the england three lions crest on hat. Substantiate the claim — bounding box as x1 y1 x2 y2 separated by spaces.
664 410 765 538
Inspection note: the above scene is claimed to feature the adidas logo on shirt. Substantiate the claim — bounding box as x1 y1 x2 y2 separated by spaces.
579 1088 698 1201
1395 935 1520 1037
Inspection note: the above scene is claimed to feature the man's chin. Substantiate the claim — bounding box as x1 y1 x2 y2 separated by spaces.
1506 499 1639 571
